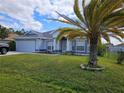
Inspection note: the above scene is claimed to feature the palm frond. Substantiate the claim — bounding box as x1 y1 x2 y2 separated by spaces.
98 0 122 21
67 30 87 40
56 12 84 29
49 18 70 24
107 28 124 38
56 28 85 41
93 0 123 27
74 0 85 23
98 35 102 45
102 32 111 43
91 0 100 24
103 8 124 23
103 17 124 28
110 34 123 42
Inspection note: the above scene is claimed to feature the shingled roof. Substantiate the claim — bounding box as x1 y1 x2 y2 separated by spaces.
19 30 56 39
42 30 54 38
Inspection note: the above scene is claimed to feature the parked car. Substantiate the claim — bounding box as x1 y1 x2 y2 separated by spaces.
0 43 9 54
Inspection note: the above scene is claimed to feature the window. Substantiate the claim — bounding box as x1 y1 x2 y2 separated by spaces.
47 46 53 51
48 39 53 42
47 46 51 50
72 39 86 52
72 40 76 51
72 46 76 51
76 38 84 42
76 46 85 51
48 40 53 45
76 39 85 47
47 39 53 51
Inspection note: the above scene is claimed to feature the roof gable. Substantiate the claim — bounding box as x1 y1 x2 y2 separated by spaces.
42 30 56 38
24 30 43 37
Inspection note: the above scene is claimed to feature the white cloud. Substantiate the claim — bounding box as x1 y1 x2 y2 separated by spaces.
36 0 75 18
0 0 43 31
0 0 76 31
23 20 43 31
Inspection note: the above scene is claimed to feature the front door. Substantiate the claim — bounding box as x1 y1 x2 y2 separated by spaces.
61 37 67 52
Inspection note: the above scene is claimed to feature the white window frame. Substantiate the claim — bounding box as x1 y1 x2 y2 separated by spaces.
75 39 85 52
76 46 85 52
87 44 90 53
47 39 54 51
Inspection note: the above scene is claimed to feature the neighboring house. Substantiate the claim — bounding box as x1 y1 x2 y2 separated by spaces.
15 30 89 54
6 33 19 40
104 43 114 51
0 33 18 43
108 43 124 52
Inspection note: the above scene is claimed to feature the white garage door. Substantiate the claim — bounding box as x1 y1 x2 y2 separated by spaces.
16 40 36 52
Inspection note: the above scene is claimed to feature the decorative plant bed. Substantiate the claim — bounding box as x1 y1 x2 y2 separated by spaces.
80 64 104 71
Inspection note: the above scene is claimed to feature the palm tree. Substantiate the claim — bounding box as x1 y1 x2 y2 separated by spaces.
52 0 124 67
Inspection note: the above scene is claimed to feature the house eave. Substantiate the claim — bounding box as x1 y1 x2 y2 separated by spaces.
15 37 52 40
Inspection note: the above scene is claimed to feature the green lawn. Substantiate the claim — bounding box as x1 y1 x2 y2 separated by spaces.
0 54 124 93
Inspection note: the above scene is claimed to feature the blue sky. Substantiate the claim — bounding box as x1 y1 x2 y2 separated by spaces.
33 10 71 31
0 10 70 31
0 0 123 45
0 0 74 31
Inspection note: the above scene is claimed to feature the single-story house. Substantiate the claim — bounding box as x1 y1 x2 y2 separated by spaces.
108 43 124 52
15 30 89 54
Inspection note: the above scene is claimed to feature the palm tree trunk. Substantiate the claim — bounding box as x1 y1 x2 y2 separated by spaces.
88 38 98 67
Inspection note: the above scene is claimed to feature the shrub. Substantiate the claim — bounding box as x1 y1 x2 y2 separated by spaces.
97 44 107 57
117 51 124 64
105 52 118 60
62 51 73 55
8 41 16 51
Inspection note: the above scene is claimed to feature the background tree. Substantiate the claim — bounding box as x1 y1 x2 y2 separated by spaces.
15 28 26 35
0 24 26 40
0 25 9 40
51 0 124 68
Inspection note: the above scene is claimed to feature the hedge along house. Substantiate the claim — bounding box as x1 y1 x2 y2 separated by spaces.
15 30 89 55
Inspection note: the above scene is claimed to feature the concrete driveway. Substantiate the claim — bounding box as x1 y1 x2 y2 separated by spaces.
0 52 59 56
0 51 25 56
